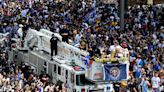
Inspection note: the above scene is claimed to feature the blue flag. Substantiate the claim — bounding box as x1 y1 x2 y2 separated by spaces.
82 55 90 69
104 64 127 81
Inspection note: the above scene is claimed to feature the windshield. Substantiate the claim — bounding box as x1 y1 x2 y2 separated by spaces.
76 74 95 86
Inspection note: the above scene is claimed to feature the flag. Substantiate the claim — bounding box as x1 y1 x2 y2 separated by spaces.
82 55 90 69
104 64 127 81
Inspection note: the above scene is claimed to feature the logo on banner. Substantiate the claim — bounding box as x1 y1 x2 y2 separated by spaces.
104 64 127 81
110 67 120 79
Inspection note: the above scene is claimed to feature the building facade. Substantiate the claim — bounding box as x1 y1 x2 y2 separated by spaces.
128 0 164 5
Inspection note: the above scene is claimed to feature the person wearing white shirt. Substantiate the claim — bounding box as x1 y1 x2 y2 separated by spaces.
151 73 161 92
136 55 142 65
82 0 86 9
92 0 96 8
109 41 121 52
44 83 54 92
74 32 82 47
17 24 23 39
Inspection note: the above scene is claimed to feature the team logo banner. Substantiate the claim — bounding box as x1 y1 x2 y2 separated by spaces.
104 64 127 81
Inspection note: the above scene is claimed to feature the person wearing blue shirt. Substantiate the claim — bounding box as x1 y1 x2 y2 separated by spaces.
135 66 141 79
139 58 147 68
153 62 161 71
141 76 150 92
151 55 156 64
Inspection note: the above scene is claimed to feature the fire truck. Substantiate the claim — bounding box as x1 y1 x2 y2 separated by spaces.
9 28 130 92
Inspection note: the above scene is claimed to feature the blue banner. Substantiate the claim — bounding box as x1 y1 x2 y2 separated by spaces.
104 64 127 81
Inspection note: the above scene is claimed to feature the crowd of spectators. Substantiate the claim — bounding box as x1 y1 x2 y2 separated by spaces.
0 44 67 92
0 0 164 92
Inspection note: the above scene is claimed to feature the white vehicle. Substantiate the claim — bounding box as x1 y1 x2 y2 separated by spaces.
12 27 131 92
51 56 114 92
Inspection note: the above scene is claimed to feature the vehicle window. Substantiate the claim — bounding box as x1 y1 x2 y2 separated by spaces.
76 74 95 86
71 73 74 83
44 62 47 66
76 74 85 86
65 70 68 79
54 64 56 73
15 54 17 59
43 62 47 72
58 66 61 75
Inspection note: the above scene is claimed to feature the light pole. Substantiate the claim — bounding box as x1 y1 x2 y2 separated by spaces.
120 0 125 31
